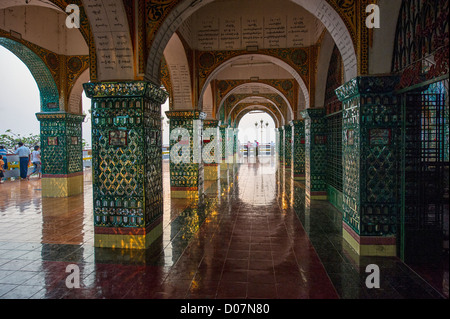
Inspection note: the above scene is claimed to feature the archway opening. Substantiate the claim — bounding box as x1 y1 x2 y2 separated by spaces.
238 111 276 158
0 45 40 152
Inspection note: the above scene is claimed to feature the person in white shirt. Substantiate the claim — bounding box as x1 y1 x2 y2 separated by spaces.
14 142 30 180
27 145 41 179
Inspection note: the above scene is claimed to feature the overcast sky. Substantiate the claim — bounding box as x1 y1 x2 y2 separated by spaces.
0 46 275 148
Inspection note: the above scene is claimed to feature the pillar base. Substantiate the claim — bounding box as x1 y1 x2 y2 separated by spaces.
41 172 83 197
171 187 200 199
94 218 163 249
306 191 327 200
343 222 396 257
204 164 220 181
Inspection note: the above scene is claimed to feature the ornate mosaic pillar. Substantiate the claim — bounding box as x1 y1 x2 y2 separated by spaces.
278 126 285 165
36 112 85 197
83 81 168 249
290 120 305 181
219 124 232 176
233 128 239 162
203 120 220 181
284 124 292 171
336 75 399 257
301 108 327 200
231 128 239 177
166 110 205 199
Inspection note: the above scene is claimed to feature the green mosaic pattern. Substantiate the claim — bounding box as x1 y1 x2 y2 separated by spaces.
0 37 59 111
337 76 400 237
219 124 228 161
203 120 220 164
301 109 327 195
36 112 84 175
291 120 305 178
341 97 361 233
166 111 205 190
284 124 292 169
326 113 343 192
278 127 285 164
84 81 167 229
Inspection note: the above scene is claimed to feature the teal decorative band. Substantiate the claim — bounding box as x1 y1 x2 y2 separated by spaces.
203 120 221 127
335 76 400 102
83 81 168 104
36 112 85 122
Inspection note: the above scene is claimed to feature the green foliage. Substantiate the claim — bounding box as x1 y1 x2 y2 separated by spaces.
0 129 40 151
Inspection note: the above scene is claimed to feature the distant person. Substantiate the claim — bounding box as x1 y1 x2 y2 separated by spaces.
255 140 259 157
0 145 7 170
14 142 30 180
0 155 5 184
27 145 41 179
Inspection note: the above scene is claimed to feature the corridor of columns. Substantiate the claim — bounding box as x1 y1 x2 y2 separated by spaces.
0 156 445 299
0 0 449 303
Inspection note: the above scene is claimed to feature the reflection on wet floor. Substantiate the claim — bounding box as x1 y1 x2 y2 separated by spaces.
0 158 446 299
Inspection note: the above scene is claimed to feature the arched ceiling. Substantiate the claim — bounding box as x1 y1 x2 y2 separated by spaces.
234 106 280 128
155 0 348 126
0 2 88 56
0 0 62 12
218 82 292 127
146 0 357 86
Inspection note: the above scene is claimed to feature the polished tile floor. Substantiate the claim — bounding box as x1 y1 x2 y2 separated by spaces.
0 158 447 299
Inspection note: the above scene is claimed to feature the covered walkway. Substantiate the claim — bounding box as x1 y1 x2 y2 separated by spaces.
0 159 445 299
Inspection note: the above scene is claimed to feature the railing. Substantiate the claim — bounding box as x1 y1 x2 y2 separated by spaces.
2 154 34 180
2 145 275 179
240 143 275 157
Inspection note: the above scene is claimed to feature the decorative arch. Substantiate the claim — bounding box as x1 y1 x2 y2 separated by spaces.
392 0 448 76
0 37 59 112
199 53 309 110
233 105 281 128
315 31 336 110
145 0 358 84
163 33 193 109
218 82 293 123
202 83 214 119
68 67 90 115
227 98 285 127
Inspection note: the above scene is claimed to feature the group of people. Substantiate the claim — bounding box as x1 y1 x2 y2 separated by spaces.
246 140 260 157
0 143 41 183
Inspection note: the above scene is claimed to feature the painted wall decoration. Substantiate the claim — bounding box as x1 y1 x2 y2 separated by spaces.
393 0 449 88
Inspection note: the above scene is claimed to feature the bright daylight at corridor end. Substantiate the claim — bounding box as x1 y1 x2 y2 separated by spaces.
0 0 448 310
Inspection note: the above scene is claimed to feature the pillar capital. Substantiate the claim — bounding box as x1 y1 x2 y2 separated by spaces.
335 75 399 102
83 81 168 104
300 108 325 120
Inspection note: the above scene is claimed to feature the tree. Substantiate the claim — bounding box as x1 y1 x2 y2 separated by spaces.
0 129 40 152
